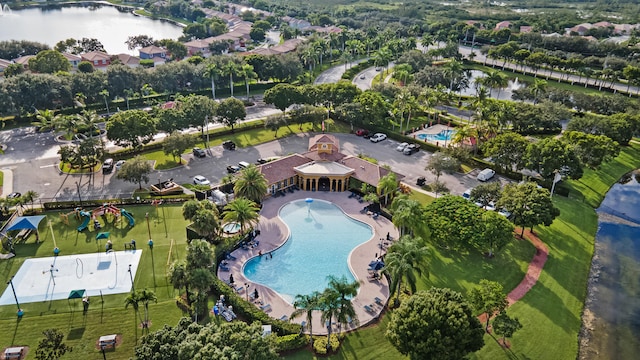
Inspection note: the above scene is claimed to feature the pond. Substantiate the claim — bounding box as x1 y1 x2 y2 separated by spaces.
0 3 183 55
580 170 640 359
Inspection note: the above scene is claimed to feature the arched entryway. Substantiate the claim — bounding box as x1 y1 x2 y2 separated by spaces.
318 177 330 191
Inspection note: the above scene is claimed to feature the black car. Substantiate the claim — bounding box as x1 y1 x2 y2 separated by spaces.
226 165 241 173
222 140 236 150
403 144 420 155
192 147 206 158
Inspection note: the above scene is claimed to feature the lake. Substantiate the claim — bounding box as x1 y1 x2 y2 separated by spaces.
0 4 183 55
580 170 640 359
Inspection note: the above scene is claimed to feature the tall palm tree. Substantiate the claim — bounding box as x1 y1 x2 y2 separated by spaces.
22 190 38 210
138 288 157 333
443 59 464 92
124 290 144 338
377 172 398 206
239 63 257 100
168 261 191 305
76 109 101 139
234 164 268 204
223 60 239 97
190 208 220 239
480 70 509 99
123 88 135 110
382 236 429 302
291 291 321 342
203 62 220 100
390 196 426 238
326 275 360 334
55 115 78 141
223 197 260 234
99 89 110 115
319 288 340 351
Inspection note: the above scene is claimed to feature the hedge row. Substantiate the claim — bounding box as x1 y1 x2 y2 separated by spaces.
275 333 308 353
42 195 193 211
341 59 376 80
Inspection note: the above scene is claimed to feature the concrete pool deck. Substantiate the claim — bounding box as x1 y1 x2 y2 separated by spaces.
409 124 456 146
217 191 397 335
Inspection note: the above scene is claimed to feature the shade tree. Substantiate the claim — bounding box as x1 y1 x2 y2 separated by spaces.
162 131 196 164
497 182 560 237
106 110 157 150
386 288 484 360
492 312 523 347
482 132 529 173
468 279 508 332
116 155 152 190
216 97 246 131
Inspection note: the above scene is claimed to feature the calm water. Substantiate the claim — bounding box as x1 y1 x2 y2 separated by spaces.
243 199 373 303
581 171 640 359
460 69 525 100
417 129 455 141
0 4 183 55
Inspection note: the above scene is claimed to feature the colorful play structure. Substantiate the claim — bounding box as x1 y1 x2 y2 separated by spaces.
62 204 135 232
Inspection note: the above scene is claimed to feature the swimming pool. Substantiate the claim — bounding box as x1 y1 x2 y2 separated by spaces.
417 129 456 142
223 222 241 234
243 199 373 303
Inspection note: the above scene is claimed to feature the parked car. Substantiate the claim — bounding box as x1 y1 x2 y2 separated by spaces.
370 133 387 142
360 74 366 80
238 161 250 169
7 192 21 199
227 165 241 174
222 140 236 150
462 188 472 200
396 142 408 151
115 160 126 170
498 208 512 218
403 144 420 155
193 175 210 185
477 168 496 182
192 147 206 158
102 158 114 174
355 129 369 137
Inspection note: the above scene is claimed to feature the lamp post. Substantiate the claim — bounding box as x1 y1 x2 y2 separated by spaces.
128 264 134 292
100 344 107 360
145 212 151 242
6 276 22 316
75 181 82 206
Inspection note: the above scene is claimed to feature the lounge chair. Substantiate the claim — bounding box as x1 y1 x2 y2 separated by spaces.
221 310 234 322
226 253 237 261
280 315 289 321
235 286 245 293
364 305 375 314
300 321 307 329
260 304 272 312
219 264 230 272
374 297 384 306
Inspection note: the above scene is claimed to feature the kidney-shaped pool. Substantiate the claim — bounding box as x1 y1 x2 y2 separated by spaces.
243 199 373 303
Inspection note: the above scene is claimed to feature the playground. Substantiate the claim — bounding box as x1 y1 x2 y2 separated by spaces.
0 203 191 358
59 204 135 233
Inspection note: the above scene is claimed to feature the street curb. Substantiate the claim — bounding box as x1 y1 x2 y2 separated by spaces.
1 168 13 197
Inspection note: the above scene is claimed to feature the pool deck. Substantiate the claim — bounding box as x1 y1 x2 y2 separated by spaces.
217 191 397 335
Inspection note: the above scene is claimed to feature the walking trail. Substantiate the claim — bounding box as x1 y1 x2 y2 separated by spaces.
479 228 549 324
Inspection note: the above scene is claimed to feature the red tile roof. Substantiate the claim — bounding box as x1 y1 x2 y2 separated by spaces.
258 154 312 184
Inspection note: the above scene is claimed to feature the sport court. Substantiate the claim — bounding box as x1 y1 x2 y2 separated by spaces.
0 250 142 305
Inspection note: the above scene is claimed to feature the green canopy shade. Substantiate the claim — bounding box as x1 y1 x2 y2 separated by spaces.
96 232 110 240
68 289 86 300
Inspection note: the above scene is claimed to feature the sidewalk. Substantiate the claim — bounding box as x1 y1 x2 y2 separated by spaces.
1 168 12 197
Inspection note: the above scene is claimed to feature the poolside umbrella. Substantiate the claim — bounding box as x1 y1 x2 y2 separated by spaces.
96 232 110 240
368 260 385 271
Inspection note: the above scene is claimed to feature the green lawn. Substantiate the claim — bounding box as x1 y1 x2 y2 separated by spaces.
0 204 191 359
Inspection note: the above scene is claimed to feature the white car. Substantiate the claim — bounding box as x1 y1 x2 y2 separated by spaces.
396 142 409 151
370 133 387 143
115 160 126 170
462 188 472 200
193 175 210 186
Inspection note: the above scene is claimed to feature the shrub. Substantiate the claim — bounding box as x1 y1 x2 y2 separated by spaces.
312 334 341 355
275 333 307 352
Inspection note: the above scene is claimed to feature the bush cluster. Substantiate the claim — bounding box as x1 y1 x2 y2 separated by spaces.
275 333 308 353
312 334 342 355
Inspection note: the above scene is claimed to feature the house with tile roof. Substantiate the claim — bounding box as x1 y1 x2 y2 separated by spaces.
81 51 111 69
61 52 82 69
139 45 168 60
116 53 141 68
494 21 511 31
0 59 12 75
256 134 403 195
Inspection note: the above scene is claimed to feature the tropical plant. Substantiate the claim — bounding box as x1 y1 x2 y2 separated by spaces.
291 291 321 343
234 164 268 204
383 235 429 302
222 197 260 234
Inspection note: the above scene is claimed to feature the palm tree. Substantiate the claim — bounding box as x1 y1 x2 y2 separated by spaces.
123 88 135 110
124 290 144 338
382 236 429 303
22 190 38 210
480 70 509 99
168 261 191 305
327 275 360 334
203 62 220 100
190 208 220 239
234 164 268 204
138 288 157 333
529 79 547 104
223 60 239 97
443 59 464 92
319 288 340 351
76 110 101 139
377 172 398 206
390 196 426 238
222 197 260 234
99 89 110 115
239 63 257 100
291 291 321 342
55 115 78 141
32 109 59 132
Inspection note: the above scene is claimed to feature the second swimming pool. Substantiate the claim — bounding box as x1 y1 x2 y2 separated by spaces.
417 129 456 142
243 199 373 303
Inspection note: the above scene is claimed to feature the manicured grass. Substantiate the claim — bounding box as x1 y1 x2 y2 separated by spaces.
59 162 102 174
0 170 4 187
406 189 434 205
0 204 191 358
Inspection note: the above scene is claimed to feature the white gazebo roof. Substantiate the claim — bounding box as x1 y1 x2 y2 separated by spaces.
294 161 354 176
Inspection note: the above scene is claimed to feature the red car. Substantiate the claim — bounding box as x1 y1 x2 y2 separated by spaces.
355 129 369 137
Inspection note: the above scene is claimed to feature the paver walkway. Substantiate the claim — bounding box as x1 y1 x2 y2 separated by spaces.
217 191 397 335
478 228 549 325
